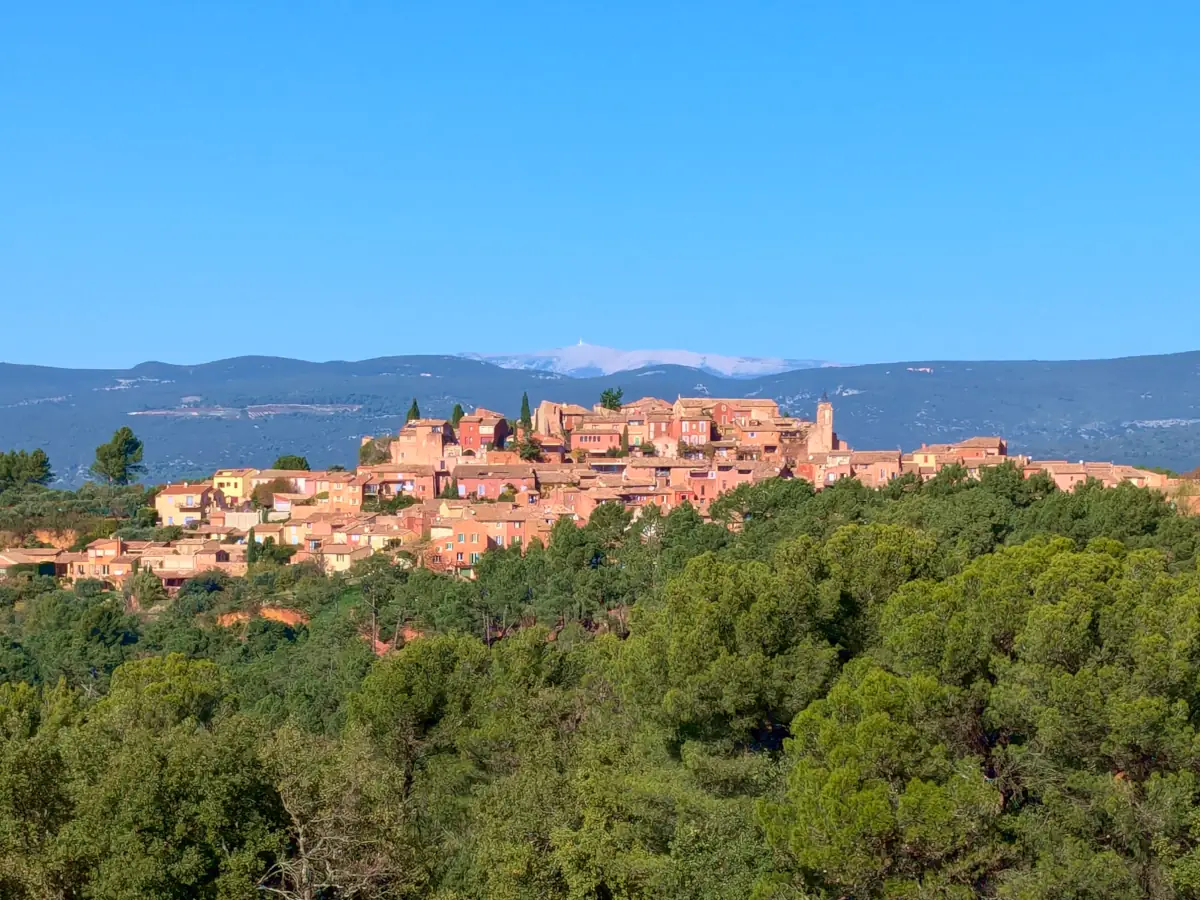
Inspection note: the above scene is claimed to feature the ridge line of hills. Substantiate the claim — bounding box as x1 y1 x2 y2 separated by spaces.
1 350 1198 484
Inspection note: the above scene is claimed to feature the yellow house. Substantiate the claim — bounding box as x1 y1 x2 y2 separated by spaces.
365 527 419 551
212 468 258 503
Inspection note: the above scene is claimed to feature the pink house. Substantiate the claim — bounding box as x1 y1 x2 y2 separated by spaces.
454 464 537 500
570 422 624 455
674 414 712 447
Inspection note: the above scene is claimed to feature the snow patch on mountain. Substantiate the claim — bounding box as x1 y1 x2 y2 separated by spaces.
461 342 835 379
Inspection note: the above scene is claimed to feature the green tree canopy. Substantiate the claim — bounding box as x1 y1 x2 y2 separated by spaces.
599 387 624 411
272 455 310 471
450 403 465 427
89 426 145 485
2 459 1200 898
0 448 53 490
406 399 421 422
520 392 532 429
516 435 543 462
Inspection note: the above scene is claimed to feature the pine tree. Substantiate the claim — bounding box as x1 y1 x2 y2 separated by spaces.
406 399 420 422
451 403 465 427
600 387 623 411
0 448 54 490
90 427 145 485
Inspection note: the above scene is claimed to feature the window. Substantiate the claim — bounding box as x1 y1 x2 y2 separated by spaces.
445 542 453 550
470 534 478 544
456 552 464 562
457 533 465 543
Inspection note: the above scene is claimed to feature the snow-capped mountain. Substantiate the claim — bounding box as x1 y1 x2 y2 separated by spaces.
461 342 835 379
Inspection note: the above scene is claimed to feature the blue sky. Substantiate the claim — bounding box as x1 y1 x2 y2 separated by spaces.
3 2 1198 369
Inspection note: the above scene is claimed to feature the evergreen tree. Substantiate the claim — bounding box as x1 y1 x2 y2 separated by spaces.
90 427 145 485
516 436 543 462
406 399 421 422
272 455 310 471
519 392 532 430
599 387 624 411
0 448 54 490
439 477 459 500
451 403 465 427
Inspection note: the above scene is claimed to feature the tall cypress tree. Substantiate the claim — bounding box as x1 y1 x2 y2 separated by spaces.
451 403 465 427
520 392 532 430
406 399 420 422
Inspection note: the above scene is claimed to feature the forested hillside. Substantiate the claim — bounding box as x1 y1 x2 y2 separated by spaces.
4 466 1200 897
3 350 1199 482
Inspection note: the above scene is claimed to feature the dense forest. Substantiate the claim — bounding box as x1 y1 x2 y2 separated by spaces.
4 463 1200 898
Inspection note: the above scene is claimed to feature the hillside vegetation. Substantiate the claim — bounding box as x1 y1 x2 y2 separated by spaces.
2 350 1199 482
4 467 1200 897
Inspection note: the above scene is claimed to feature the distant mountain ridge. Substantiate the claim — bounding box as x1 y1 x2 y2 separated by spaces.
460 342 835 378
1 350 1198 485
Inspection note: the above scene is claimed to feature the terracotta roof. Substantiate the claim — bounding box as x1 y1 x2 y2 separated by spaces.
468 505 534 522
730 398 780 408
250 469 310 481
159 482 212 494
850 451 902 464
0 550 39 566
627 457 697 468
454 464 536 479
952 436 1006 449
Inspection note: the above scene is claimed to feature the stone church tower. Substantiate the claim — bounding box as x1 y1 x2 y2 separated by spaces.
811 394 836 453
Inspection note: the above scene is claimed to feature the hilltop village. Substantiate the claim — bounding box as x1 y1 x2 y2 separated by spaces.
0 393 1184 590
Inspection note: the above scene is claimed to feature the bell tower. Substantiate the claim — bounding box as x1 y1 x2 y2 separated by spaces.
813 393 834 453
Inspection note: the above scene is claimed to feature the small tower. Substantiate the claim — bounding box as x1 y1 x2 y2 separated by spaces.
813 392 835 453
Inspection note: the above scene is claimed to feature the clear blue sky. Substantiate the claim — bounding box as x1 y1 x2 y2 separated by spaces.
3 2 1198 369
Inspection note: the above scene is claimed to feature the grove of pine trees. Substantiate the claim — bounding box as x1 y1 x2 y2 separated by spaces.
3 462 1200 897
